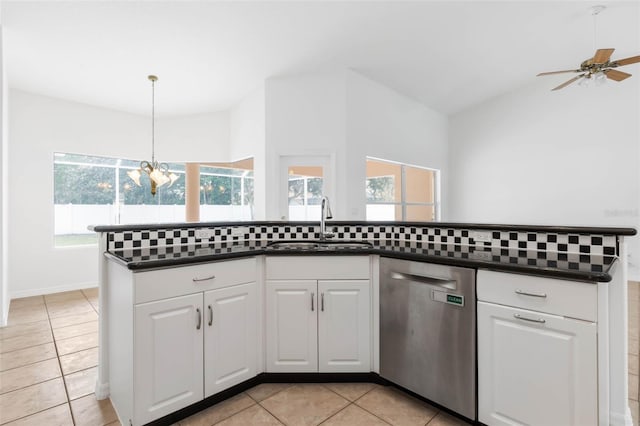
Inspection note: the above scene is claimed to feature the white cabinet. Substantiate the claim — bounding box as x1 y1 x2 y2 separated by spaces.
134 294 204 425
265 280 318 372
318 280 371 372
265 256 371 373
204 282 257 396
477 270 598 426
107 257 258 426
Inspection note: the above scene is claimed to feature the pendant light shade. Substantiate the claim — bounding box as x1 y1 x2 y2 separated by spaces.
128 75 179 196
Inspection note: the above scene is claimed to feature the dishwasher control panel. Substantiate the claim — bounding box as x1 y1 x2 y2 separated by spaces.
432 289 465 306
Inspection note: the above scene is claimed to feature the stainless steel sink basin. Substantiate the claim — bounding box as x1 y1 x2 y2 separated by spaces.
267 241 320 250
266 240 373 250
317 241 373 249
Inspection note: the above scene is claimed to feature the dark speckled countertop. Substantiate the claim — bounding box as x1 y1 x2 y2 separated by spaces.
105 239 618 283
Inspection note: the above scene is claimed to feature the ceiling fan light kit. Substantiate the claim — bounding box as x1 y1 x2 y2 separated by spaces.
537 5 640 91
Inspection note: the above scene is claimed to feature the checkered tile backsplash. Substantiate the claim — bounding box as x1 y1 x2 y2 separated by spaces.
105 223 619 256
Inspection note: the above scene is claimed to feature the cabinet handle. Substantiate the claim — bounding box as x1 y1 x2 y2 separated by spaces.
515 289 547 298
311 292 315 311
208 305 213 326
193 275 216 283
321 293 325 312
514 313 546 324
196 308 202 330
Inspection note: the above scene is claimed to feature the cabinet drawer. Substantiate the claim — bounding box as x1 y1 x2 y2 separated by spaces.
266 256 370 280
477 270 597 322
134 257 257 304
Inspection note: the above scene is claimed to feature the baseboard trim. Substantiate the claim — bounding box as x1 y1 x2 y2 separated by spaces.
95 381 110 400
10 281 98 299
610 406 634 426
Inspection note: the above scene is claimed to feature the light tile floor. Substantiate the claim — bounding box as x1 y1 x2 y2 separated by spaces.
0 289 116 426
0 284 638 426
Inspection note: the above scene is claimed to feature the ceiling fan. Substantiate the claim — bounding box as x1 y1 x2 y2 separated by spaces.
537 48 640 91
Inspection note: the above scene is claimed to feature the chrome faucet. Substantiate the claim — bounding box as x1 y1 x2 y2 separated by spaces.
320 196 334 240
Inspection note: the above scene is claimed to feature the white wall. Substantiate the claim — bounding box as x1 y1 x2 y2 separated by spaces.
8 90 230 297
449 78 640 279
157 111 229 162
346 71 449 220
261 70 448 222
1 24 9 324
264 71 347 219
229 87 266 220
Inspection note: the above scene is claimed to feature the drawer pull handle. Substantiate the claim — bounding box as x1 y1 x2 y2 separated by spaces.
196 308 202 330
514 313 546 324
208 305 213 326
321 293 325 312
515 289 547 298
311 293 315 312
193 275 216 283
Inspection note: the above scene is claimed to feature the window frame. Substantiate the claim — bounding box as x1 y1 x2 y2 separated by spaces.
365 157 440 222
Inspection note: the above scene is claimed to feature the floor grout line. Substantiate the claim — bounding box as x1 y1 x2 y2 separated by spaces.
44 296 77 426
0 402 70 426
0 353 59 374
0 361 63 396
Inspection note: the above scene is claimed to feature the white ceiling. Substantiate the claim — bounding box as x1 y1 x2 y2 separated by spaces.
2 1 639 117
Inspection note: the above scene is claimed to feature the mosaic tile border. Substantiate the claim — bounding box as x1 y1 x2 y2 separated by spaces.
106 223 620 256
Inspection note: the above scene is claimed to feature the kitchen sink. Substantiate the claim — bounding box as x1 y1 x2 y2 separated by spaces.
317 241 373 249
266 240 373 250
267 241 320 250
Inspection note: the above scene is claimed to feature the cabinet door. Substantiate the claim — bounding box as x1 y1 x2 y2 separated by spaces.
266 280 318 372
478 301 597 426
318 280 371 372
204 282 257 397
134 293 204 425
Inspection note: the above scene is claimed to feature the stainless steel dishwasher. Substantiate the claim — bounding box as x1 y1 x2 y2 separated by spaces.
380 257 476 421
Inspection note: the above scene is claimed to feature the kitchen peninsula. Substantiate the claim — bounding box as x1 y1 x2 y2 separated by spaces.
92 221 636 426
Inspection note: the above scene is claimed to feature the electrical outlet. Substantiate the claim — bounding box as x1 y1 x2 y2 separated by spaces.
470 251 492 261
470 230 492 243
195 229 215 240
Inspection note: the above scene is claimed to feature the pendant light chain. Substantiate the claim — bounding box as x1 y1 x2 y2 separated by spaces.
127 74 179 195
151 75 156 164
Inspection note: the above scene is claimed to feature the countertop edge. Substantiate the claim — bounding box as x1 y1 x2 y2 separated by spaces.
106 247 617 283
90 221 637 236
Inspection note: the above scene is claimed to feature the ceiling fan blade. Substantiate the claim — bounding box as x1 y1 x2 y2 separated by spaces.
613 55 640 67
591 48 615 64
604 69 632 81
551 75 584 91
537 69 579 76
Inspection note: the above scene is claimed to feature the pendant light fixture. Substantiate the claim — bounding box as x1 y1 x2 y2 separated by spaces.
127 75 179 196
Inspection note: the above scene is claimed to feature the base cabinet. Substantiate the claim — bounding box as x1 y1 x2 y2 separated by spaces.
134 294 204 425
265 279 371 373
133 283 257 424
477 301 597 426
265 280 318 372
204 282 257 396
318 280 371 372
108 258 258 426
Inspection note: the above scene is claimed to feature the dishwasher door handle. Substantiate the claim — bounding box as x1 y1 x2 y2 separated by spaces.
390 271 456 290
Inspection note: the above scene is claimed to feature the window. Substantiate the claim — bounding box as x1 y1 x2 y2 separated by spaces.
54 154 255 247
199 159 254 221
287 166 324 221
365 157 439 221
54 153 186 247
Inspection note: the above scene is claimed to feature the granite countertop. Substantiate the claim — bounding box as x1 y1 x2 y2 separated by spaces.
105 239 618 283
